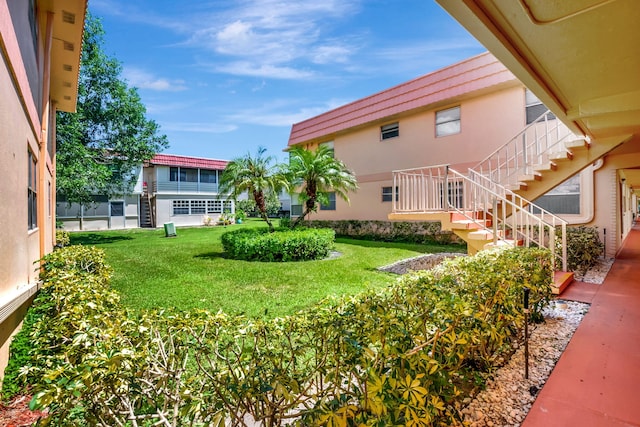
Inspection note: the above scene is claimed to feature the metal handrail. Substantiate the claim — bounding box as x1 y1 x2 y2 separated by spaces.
392 165 567 271
473 110 587 189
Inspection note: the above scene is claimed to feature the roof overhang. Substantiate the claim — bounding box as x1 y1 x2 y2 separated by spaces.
435 0 640 144
39 0 87 113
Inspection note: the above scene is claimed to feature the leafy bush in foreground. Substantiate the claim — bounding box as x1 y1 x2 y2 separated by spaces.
9 245 552 426
221 227 335 261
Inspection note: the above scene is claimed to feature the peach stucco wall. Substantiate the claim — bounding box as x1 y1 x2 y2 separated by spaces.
588 138 640 258
305 85 528 221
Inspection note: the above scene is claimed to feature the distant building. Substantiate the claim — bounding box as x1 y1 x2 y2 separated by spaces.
57 154 234 230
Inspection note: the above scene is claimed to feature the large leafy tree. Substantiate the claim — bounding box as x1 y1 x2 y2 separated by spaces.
288 145 358 228
219 147 289 232
56 14 168 204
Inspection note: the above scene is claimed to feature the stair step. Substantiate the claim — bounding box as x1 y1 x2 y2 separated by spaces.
483 238 524 250
551 271 575 295
564 138 590 150
467 229 503 241
549 150 573 161
505 182 527 191
450 219 492 230
532 161 558 172
518 173 542 182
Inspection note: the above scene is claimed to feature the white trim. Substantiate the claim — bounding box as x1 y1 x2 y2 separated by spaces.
0 282 40 325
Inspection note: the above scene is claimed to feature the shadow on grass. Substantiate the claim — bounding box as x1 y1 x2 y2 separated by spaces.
194 251 229 260
70 234 134 245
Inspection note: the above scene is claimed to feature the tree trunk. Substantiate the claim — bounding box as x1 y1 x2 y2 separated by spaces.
254 190 274 232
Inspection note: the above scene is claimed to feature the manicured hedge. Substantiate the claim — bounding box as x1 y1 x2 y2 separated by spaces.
301 219 461 244
221 227 335 261
7 245 552 426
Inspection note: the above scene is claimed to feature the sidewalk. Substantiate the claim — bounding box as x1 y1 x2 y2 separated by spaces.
522 223 640 426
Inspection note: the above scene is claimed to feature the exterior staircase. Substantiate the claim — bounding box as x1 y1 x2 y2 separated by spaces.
389 111 627 294
140 192 154 228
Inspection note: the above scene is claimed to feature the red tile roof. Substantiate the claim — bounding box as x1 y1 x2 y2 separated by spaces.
287 52 517 147
150 153 229 170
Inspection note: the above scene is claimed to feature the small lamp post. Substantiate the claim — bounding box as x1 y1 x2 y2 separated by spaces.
523 287 530 379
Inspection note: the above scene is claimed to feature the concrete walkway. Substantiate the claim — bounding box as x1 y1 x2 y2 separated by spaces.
522 223 640 426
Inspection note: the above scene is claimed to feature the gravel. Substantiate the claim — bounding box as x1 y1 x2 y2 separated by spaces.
461 300 589 427
379 253 612 427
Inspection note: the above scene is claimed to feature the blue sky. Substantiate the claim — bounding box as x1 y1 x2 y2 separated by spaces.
90 0 485 162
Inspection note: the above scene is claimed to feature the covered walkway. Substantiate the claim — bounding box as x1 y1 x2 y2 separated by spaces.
522 222 640 426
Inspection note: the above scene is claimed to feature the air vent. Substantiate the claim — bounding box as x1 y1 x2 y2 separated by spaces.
63 41 74 51
63 81 72 88
62 11 75 24
63 64 72 72
64 95 71 100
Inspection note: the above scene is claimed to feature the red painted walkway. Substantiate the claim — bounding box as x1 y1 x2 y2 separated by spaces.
522 223 640 427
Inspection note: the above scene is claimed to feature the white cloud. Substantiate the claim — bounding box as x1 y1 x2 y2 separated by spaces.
225 98 352 127
215 62 314 80
123 68 188 92
161 122 238 133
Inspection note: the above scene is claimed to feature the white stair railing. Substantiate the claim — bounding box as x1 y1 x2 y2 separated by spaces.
392 165 567 271
474 110 588 190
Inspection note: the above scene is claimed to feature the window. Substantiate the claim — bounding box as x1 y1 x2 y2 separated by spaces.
172 200 190 215
320 192 336 210
381 122 399 140
28 150 37 230
190 200 206 214
169 167 198 182
110 201 124 217
435 106 461 137
382 186 398 202
319 141 334 157
531 175 580 215
200 169 217 184
207 200 223 213
525 89 556 124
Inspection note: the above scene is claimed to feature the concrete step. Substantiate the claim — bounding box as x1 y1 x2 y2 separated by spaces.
532 161 558 172
548 150 573 161
551 271 575 295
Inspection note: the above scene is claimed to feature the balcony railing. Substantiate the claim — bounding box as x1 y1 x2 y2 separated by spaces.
152 181 220 194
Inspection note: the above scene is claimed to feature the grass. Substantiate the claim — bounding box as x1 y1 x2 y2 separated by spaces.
70 219 465 318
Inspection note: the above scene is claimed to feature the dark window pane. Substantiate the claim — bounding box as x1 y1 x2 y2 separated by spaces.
110 202 124 216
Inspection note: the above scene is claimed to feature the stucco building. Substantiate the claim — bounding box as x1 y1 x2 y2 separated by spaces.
57 153 234 230
287 48 637 260
0 0 87 375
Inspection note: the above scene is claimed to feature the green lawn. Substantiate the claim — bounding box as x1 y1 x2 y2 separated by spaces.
70 219 464 318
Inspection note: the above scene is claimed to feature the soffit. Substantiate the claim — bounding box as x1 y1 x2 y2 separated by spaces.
436 0 640 144
39 0 87 112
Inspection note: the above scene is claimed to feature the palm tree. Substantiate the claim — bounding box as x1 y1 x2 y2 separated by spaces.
288 145 358 228
219 147 288 232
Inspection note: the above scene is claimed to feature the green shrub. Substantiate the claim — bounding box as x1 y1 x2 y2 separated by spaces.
561 226 604 274
55 230 70 247
18 245 552 426
221 227 335 261
303 219 462 245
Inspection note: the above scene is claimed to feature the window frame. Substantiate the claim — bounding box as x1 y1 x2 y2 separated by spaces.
381 186 398 202
380 122 399 140
109 201 125 217
435 106 461 137
525 89 556 124
28 150 37 230
320 192 336 211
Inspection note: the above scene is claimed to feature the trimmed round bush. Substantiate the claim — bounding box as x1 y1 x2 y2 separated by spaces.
221 227 335 261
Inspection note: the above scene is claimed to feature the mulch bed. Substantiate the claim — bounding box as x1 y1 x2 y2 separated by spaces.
0 395 48 427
